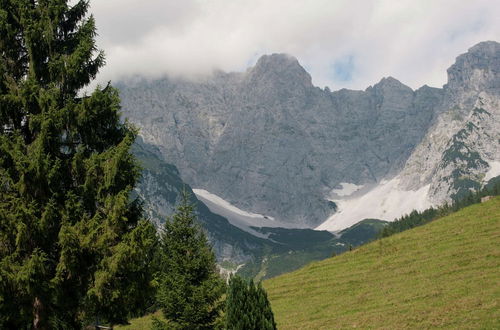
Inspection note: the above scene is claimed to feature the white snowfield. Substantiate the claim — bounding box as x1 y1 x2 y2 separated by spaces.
193 189 298 238
193 189 273 219
196 158 500 235
316 177 433 232
330 182 364 197
485 160 500 182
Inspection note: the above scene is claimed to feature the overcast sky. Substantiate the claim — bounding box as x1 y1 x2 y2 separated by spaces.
88 0 500 91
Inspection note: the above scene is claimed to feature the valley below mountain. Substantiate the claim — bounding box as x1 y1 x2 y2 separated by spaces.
132 136 387 278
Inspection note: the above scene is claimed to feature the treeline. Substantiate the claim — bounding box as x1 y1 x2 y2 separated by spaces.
379 177 500 238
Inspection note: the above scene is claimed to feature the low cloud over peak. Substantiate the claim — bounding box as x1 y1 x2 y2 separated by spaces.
89 0 500 91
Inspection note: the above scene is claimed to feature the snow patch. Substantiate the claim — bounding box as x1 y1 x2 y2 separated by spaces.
330 182 364 197
484 161 500 181
193 189 273 219
193 189 298 238
316 176 432 232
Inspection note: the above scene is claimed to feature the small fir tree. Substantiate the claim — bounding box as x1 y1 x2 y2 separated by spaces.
0 0 158 328
225 275 277 330
156 191 225 330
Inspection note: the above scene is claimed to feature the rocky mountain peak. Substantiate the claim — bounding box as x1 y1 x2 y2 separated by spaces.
245 53 312 89
371 76 413 93
468 40 500 54
446 41 500 94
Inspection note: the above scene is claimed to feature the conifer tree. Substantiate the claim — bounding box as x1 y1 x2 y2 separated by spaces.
225 275 277 330
156 191 225 330
0 0 157 328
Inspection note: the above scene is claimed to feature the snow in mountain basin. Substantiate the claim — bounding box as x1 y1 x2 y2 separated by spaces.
330 182 364 197
316 177 433 232
484 160 500 182
193 189 299 238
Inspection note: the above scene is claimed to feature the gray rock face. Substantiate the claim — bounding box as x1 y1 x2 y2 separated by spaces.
132 138 267 264
119 41 499 227
400 41 500 203
446 41 500 101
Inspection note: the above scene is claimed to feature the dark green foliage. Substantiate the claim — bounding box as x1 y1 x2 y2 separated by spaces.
379 176 500 238
0 0 157 328
484 176 500 194
156 191 225 330
378 208 441 238
225 275 276 330
252 227 334 249
238 219 389 280
328 200 337 211
440 118 489 201
339 218 388 245
150 316 169 330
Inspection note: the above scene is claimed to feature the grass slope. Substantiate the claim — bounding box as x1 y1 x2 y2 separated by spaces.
115 311 166 329
264 197 500 329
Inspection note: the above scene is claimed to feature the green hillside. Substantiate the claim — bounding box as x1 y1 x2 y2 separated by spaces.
264 197 500 329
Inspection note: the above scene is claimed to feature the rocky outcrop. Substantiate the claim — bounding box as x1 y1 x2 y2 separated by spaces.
399 41 500 203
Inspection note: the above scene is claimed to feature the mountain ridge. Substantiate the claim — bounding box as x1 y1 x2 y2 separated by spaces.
119 40 500 229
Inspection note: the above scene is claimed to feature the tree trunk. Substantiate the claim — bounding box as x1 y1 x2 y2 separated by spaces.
33 296 45 330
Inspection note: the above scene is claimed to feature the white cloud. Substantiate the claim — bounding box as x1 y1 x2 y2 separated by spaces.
88 0 500 91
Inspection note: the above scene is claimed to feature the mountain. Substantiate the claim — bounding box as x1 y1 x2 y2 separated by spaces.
264 197 500 329
119 41 500 230
399 41 500 203
132 137 387 277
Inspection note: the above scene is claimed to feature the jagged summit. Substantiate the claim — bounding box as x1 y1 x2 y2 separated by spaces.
252 53 302 72
467 40 500 55
372 76 413 91
446 40 500 93
245 53 312 88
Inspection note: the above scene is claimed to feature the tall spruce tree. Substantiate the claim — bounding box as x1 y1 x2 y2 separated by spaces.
225 275 277 330
0 0 158 328
156 191 225 330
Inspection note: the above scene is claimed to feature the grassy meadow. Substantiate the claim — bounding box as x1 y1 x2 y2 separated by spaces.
264 197 500 329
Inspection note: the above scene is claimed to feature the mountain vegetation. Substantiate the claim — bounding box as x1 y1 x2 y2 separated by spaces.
237 220 388 280
225 275 276 330
264 197 500 329
154 192 225 330
0 1 238 329
0 0 157 328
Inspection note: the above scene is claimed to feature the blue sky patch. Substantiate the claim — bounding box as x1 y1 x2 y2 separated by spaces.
332 55 355 82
